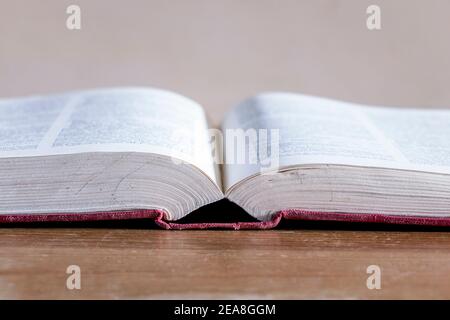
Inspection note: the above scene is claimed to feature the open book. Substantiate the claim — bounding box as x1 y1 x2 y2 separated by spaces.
1 87 450 229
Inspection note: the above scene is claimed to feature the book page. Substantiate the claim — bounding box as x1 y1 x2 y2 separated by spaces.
222 93 450 189
0 87 217 184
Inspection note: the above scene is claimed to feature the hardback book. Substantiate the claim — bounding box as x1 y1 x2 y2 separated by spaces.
1 87 450 229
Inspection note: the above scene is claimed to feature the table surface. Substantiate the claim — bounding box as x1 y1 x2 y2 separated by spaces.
2 224 450 299
2 0 450 299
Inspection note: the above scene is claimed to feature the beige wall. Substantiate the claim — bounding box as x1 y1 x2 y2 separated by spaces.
1 0 449 125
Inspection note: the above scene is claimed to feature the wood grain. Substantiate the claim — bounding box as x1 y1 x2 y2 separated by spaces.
1 228 450 299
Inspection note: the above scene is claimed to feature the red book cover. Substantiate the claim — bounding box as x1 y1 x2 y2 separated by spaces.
2 208 450 229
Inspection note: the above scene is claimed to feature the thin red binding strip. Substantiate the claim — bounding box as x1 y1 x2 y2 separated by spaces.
280 209 450 227
0 209 162 223
154 212 284 230
1 209 450 228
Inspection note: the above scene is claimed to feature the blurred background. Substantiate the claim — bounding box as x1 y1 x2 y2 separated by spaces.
1 0 449 125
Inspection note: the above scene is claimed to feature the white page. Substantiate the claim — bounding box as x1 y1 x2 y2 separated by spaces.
222 93 450 189
0 87 217 184
363 107 450 168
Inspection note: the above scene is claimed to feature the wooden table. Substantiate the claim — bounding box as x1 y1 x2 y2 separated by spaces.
2 221 450 299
